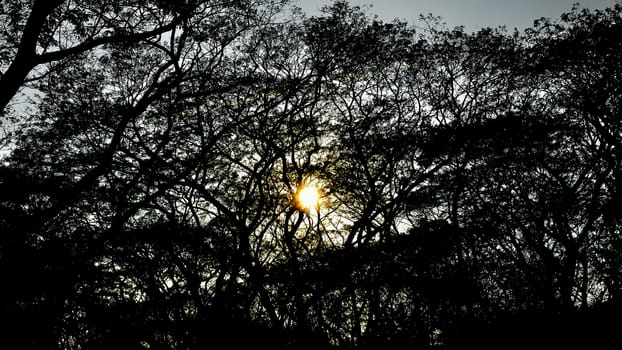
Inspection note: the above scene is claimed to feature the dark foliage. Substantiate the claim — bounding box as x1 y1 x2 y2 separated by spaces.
1 0 621 348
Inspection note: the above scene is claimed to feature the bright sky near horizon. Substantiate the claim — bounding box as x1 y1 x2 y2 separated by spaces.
296 0 619 31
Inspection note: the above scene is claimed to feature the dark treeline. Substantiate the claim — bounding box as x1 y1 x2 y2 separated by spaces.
1 0 621 348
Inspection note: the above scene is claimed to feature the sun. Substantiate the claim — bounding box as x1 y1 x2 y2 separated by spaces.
296 183 320 212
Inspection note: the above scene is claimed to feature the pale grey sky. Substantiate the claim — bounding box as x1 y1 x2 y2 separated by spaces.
296 0 619 31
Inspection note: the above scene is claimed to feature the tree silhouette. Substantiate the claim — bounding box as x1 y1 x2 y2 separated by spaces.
1 1 621 348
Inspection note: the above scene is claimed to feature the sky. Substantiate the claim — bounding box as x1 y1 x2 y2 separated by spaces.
296 0 619 31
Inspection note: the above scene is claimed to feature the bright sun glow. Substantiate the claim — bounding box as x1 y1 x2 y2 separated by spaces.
297 184 320 211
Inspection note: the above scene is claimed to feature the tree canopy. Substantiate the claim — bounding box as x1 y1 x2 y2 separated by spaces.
1 0 621 348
